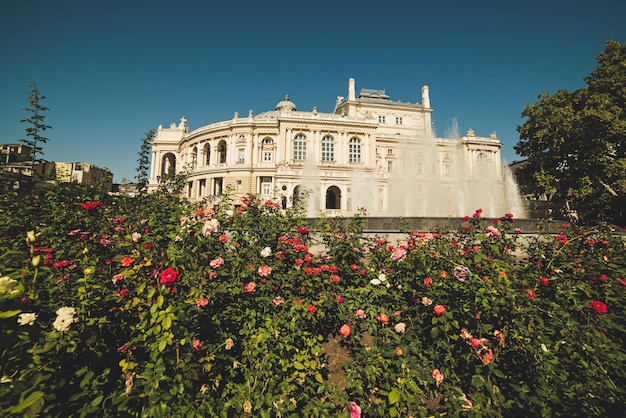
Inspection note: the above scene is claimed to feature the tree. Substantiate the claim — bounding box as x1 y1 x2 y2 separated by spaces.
135 128 156 194
515 41 626 225
20 82 52 181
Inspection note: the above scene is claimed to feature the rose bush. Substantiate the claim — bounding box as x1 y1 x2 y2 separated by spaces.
0 185 624 417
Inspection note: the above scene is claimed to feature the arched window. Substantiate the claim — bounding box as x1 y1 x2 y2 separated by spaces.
191 147 198 168
218 140 227 164
349 137 361 163
325 186 341 209
293 185 302 206
293 134 307 161
321 135 334 162
161 153 176 177
203 144 211 166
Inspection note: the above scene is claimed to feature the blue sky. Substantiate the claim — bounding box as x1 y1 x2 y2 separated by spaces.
1 0 624 183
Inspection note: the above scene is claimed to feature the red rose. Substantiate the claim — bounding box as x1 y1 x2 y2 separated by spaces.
121 257 135 267
339 323 352 338
160 268 180 284
307 305 316 314
423 277 433 287
433 304 446 316
297 226 309 235
539 276 550 286
589 300 608 314
243 281 256 293
81 201 103 211
375 313 390 323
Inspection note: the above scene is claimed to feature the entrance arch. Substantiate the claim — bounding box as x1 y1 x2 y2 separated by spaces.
325 186 341 210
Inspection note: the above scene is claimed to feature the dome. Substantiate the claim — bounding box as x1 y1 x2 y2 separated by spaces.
275 94 297 111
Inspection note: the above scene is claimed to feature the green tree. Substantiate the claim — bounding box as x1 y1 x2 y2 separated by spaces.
20 82 52 182
515 41 626 225
135 128 156 194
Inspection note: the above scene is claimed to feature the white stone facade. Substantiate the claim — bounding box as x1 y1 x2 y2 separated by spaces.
148 78 507 217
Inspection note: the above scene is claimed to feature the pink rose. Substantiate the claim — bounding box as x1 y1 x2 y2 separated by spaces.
432 368 444 387
258 265 272 277
349 401 361 418
210 257 224 268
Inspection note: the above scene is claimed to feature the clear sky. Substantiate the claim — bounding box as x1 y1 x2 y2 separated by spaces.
1 0 624 183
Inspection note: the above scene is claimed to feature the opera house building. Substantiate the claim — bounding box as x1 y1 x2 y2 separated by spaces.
148 78 513 218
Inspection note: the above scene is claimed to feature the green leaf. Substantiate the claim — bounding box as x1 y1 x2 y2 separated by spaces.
91 395 104 407
0 309 21 318
388 388 401 404
430 327 440 338
10 390 44 413
293 361 305 370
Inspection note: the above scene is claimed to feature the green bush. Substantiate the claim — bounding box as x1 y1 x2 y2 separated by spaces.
1 186 625 417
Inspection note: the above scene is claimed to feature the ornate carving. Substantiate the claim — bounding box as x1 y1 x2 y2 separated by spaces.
466 128 475 137
237 134 246 144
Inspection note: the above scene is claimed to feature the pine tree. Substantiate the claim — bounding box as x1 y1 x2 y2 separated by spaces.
136 128 156 194
20 82 52 181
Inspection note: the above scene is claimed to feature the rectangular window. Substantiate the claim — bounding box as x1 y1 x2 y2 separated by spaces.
236 179 242 192
293 135 307 160
321 136 335 162
199 179 206 196
387 161 393 172
261 177 273 195
387 148 393 155
395 117 403 125
238 149 245 163
378 115 386 124
263 151 273 162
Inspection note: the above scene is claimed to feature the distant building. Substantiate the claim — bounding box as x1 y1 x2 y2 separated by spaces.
1 144 113 192
148 78 522 217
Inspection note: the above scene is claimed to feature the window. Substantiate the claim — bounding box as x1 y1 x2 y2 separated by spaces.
321 135 334 162
387 161 393 172
261 137 273 162
191 147 198 167
261 177 273 195
203 144 211 166
199 179 206 196
395 117 403 125
75 163 83 171
293 134 307 161
236 179 242 192
218 140 227 164
238 148 245 163
387 148 393 155
378 115 386 124
213 178 223 195
349 137 361 163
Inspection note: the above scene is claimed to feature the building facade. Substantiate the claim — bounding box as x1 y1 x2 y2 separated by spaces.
148 78 510 217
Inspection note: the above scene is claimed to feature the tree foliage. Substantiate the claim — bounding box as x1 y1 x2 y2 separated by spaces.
515 41 626 225
20 83 52 174
135 128 156 194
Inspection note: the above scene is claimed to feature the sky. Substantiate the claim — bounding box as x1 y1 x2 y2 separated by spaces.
1 0 624 183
